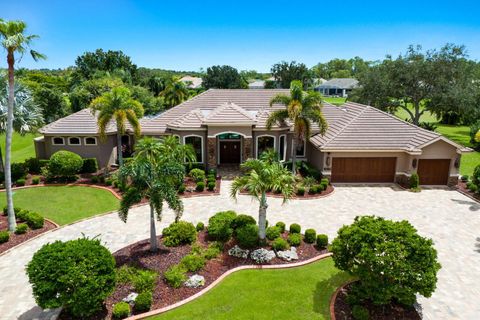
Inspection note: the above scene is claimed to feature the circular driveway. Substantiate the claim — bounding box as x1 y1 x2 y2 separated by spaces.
0 181 479 319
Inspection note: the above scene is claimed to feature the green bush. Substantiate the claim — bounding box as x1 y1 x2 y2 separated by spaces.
296 186 305 196
15 223 28 235
331 216 441 306
48 150 83 178
81 158 98 173
39 159 50 170
313 184 322 193
232 214 256 230
16 178 26 186
2 206 21 216
468 183 478 192
24 157 42 174
288 233 302 246
133 269 157 293
32 177 40 185
352 305 369 320
180 254 206 272
112 302 130 319
90 175 99 183
207 173 216 181
162 221 197 247
304 229 316 243
189 168 206 182
208 210 237 242
461 175 469 182
203 242 222 259
320 178 329 190
105 178 113 186
135 291 152 312
178 184 186 194
207 181 216 191
164 265 187 288
196 222 205 231
266 226 281 240
275 221 286 233
289 223 301 234
17 209 29 221
11 162 27 181
0 230 10 243
24 211 44 229
410 173 420 189
26 237 116 318
236 224 258 249
272 237 289 251
196 181 205 192
316 234 328 249
472 164 480 192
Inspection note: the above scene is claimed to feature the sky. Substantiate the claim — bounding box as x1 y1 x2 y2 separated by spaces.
1 0 480 72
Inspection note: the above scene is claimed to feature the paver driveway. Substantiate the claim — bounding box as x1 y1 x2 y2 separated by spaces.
0 181 479 319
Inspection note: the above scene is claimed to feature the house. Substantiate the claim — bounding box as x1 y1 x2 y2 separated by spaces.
248 80 265 89
179 76 203 89
315 78 359 97
35 89 469 186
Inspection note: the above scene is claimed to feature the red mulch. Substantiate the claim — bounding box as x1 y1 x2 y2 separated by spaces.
457 181 480 202
179 177 221 198
240 184 334 199
0 215 57 254
333 282 421 320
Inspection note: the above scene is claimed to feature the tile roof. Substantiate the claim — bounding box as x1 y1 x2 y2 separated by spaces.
38 109 116 135
316 78 359 89
202 102 256 125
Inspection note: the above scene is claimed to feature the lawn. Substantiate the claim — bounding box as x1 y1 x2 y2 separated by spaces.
0 186 119 225
0 132 38 163
323 97 346 106
151 257 351 320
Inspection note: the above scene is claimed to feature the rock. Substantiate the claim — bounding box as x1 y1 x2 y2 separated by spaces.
250 248 276 263
184 274 205 288
277 248 299 261
228 245 249 258
122 292 138 303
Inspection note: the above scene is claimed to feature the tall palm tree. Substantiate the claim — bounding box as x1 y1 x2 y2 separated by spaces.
118 137 195 252
267 80 328 173
0 19 45 231
160 77 189 108
90 86 144 167
230 156 295 241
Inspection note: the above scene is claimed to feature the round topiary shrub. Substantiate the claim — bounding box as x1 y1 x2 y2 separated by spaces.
26 237 116 318
162 221 197 247
208 210 237 242
289 223 301 234
189 168 206 182
207 181 216 191
232 214 256 230
272 237 289 251
32 177 40 185
409 173 420 189
275 221 286 233
48 150 83 178
16 178 26 186
236 224 259 249
304 228 316 243
0 230 9 243
134 291 153 312
196 222 205 231
112 301 130 319
15 223 28 235
316 234 328 249
331 216 441 306
196 181 205 192
287 233 302 246
266 226 281 240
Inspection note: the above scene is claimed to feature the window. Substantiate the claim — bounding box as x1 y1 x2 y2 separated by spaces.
279 135 286 161
184 135 203 162
256 135 275 158
68 137 81 145
52 137 64 145
218 133 241 140
84 137 97 145
296 140 306 157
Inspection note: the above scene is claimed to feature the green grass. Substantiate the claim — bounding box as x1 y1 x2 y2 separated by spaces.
150 257 351 320
323 97 346 106
394 105 438 123
0 132 38 163
0 186 119 225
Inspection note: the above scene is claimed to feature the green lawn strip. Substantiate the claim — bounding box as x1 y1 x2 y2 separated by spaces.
151 257 351 320
0 186 119 225
323 97 346 106
0 132 38 163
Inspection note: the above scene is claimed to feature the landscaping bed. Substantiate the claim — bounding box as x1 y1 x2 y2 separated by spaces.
457 180 480 202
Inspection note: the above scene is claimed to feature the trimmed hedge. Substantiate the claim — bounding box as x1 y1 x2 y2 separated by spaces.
11 162 27 182
304 229 316 243
208 210 237 242
24 157 42 174
24 211 44 229
0 230 10 243
316 234 328 249
196 181 205 192
81 158 98 173
275 221 286 233
16 178 26 186
15 223 28 235
296 187 305 196
289 223 301 234
48 150 83 178
236 224 258 249
162 221 197 247
189 168 206 182
207 181 216 191
32 177 40 185
232 214 256 230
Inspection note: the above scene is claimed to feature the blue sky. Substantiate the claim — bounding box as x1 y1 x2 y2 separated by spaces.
2 0 479 72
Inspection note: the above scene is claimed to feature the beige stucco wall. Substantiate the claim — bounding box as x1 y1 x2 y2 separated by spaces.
415 140 460 176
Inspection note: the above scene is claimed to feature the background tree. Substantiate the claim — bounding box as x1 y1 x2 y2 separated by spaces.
69 76 123 112
0 19 45 231
90 86 144 166
271 61 312 89
202 65 247 89
160 78 189 108
267 80 327 173
32 86 69 123
147 75 166 96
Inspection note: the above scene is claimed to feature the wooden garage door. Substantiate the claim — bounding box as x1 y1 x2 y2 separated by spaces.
331 157 396 183
417 159 450 185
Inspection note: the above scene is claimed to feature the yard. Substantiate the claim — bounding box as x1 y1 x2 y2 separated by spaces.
0 132 38 163
150 257 351 320
0 186 119 225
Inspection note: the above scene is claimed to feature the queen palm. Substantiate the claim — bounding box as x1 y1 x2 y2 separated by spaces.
90 86 144 167
160 77 189 108
0 19 45 231
267 80 327 173
230 156 295 241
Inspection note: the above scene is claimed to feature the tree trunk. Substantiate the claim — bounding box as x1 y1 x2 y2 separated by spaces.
291 136 297 174
0 146 4 173
258 192 268 241
149 203 158 252
116 132 123 167
413 102 421 125
5 51 16 231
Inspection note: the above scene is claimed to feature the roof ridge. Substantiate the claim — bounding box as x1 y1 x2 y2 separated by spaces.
40 108 93 132
204 101 255 122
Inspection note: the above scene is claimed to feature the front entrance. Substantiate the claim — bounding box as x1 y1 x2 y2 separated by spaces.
219 141 241 164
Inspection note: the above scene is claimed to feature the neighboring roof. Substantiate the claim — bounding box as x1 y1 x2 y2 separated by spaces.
248 80 265 89
202 102 256 125
179 76 203 89
316 78 359 89
39 109 116 135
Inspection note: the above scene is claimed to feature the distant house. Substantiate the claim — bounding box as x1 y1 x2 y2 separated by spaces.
315 78 359 97
248 80 265 89
179 76 203 89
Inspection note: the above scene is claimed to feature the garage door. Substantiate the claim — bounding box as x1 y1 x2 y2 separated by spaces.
331 157 396 183
417 159 450 185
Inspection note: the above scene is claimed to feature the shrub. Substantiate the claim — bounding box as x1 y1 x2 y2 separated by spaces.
288 233 302 246
472 164 480 192
331 216 441 306
208 210 237 242
232 214 256 230
304 229 316 243
468 183 478 193
162 221 197 247
0 230 10 243
289 223 301 234
266 226 281 240
105 179 113 186
461 175 469 182
351 305 369 320
180 254 206 272
178 184 186 194
17 209 29 221
208 168 217 176
11 162 27 181
135 291 152 312
133 269 157 293
236 224 258 249
410 173 420 189
313 184 322 193
39 159 50 170
308 185 317 195
196 222 205 231
296 186 305 196
272 237 289 251
24 211 44 229
207 173 216 181
3 206 21 216
81 158 98 173
26 237 116 318
48 150 83 178
320 178 329 190
90 175 99 183
164 265 187 288
275 221 286 233
316 234 328 249
189 168 206 182
24 157 42 174
16 178 26 186
112 302 130 319
15 223 28 234
32 177 40 185
207 181 216 191
203 242 222 259
196 181 205 192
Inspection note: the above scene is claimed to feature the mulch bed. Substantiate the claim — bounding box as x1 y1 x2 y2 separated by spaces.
333 282 421 320
240 184 334 199
179 177 221 198
457 181 480 202
0 215 57 254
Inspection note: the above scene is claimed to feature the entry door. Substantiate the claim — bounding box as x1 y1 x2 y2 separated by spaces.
220 141 241 164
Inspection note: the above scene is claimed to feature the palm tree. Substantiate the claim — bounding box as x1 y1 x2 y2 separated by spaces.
90 86 144 167
160 78 189 108
118 137 195 252
267 80 328 173
0 19 45 231
230 157 295 241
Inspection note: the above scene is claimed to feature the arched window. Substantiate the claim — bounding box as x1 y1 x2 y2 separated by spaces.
256 135 275 158
84 137 97 145
184 135 203 163
52 137 64 145
296 139 306 157
68 137 81 145
279 135 286 161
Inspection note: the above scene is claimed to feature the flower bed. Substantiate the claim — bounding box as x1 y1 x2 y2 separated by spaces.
457 180 480 202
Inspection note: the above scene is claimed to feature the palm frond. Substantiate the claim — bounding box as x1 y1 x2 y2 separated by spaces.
265 109 289 130
269 94 291 107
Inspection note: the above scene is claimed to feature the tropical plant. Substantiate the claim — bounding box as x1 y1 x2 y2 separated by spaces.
230 156 295 241
90 86 144 166
0 19 45 231
267 80 327 173
160 77 189 108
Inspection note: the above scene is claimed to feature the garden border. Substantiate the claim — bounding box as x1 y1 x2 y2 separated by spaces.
127 252 333 320
329 279 357 320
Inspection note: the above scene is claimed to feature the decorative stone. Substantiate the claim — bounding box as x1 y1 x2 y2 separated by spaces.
277 247 299 261
228 245 249 258
250 248 276 263
184 274 205 288
122 292 138 303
